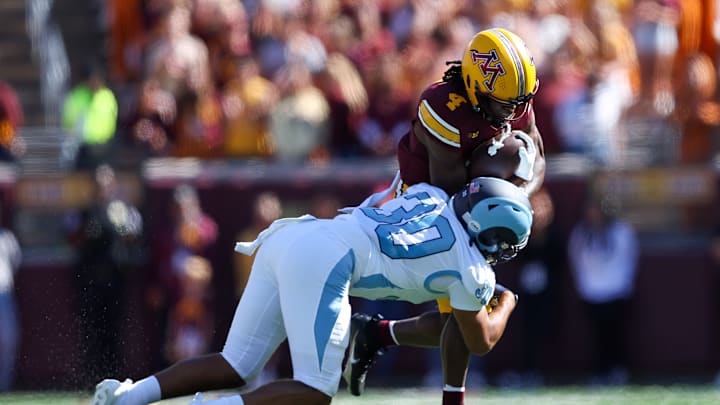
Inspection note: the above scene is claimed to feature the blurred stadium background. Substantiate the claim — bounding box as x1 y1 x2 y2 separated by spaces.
0 0 720 403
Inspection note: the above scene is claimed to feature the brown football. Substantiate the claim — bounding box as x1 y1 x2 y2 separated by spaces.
467 131 525 184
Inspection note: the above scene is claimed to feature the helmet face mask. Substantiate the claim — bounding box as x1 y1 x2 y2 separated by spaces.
452 177 533 265
476 231 529 264
473 89 531 128
461 28 538 126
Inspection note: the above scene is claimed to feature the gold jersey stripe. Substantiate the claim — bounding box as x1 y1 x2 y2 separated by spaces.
418 100 460 147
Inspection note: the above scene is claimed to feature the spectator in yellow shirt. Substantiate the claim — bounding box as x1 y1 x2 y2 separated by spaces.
62 63 118 170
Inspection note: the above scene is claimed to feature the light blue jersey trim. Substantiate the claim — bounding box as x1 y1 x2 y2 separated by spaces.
424 270 461 294
314 249 355 369
352 274 401 289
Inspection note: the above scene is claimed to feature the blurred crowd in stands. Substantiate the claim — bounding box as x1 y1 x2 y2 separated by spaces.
0 0 716 168
93 0 718 168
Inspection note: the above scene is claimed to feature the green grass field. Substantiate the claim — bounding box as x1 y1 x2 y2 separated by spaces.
1 386 719 405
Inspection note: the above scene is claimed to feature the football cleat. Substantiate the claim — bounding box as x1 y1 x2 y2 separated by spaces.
343 313 386 396
92 379 134 405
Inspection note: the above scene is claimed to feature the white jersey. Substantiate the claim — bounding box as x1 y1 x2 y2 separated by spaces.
341 182 496 310
225 182 495 397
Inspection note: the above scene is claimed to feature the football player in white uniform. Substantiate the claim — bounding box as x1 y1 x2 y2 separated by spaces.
92 177 532 405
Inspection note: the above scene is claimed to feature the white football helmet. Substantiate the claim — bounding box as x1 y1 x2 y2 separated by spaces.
451 177 533 264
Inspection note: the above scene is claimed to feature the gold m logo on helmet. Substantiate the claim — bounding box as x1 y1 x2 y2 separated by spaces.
470 49 506 92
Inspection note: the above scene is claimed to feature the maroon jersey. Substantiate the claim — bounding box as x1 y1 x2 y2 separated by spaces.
397 80 532 187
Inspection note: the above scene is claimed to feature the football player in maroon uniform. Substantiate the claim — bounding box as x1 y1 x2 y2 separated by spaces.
343 27 546 405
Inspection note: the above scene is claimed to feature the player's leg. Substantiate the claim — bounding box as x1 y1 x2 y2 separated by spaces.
390 310 445 346
93 346 251 405
440 313 471 405
189 380 330 405
343 305 447 396
155 353 245 396
280 227 354 400
93 239 286 405
367 302 471 404
213 234 300 402
154 270 287 399
342 312 389 396
227 222 355 404
412 298 472 405
343 298 472 403
241 380 331 404
92 326 256 405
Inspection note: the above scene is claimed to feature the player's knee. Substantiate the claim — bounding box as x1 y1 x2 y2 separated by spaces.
216 350 254 385
293 381 332 405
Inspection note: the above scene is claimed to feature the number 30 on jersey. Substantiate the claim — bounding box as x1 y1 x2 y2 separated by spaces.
360 192 456 259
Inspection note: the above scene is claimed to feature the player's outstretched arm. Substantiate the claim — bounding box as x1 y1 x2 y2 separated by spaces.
451 290 518 355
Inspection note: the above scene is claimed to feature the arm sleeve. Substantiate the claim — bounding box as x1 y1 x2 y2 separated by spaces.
447 279 489 311
416 85 462 149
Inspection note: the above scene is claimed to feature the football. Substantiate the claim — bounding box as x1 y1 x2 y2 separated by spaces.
467 130 526 183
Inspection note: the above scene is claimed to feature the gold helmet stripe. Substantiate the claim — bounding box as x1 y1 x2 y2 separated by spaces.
418 100 460 147
489 28 526 100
